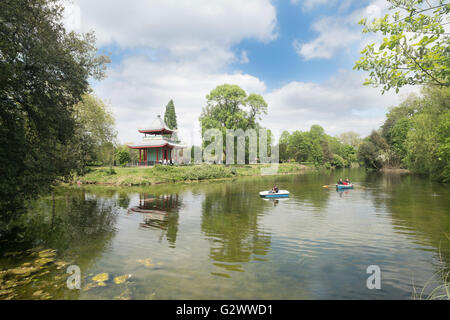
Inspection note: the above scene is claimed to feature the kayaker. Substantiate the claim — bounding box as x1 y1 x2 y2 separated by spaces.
337 178 344 185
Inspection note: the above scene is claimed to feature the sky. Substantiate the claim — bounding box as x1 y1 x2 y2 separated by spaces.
62 0 419 146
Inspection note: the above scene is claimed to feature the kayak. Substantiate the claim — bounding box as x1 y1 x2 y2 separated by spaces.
259 190 289 198
336 184 354 190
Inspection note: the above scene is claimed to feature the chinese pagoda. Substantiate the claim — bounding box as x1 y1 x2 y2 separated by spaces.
127 115 185 166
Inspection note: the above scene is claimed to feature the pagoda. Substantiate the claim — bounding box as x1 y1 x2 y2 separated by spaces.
127 115 185 166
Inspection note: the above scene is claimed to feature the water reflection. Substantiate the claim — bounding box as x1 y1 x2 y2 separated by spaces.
0 188 120 299
0 170 449 299
200 183 272 276
128 193 180 248
368 173 450 269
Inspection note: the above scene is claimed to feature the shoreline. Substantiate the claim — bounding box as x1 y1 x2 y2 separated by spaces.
69 163 319 187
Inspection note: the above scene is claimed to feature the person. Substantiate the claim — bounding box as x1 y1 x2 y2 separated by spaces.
345 178 351 185
271 184 279 193
337 178 344 185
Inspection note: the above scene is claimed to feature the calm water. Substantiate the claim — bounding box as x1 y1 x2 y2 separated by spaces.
1 168 449 299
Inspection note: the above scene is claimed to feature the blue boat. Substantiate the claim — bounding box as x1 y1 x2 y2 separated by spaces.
336 184 354 190
259 190 290 198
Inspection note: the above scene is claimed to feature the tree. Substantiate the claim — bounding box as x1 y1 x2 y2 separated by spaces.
279 130 291 162
0 0 109 229
73 94 117 166
357 131 389 169
337 131 362 148
199 84 268 161
115 147 131 166
164 99 178 129
354 0 450 93
403 86 450 181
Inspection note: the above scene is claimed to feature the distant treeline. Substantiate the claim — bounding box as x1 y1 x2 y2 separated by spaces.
278 125 359 169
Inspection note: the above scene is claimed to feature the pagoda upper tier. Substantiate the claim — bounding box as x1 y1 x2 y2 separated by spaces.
138 115 176 135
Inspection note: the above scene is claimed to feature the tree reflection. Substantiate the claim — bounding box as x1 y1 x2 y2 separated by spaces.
0 188 120 299
368 172 450 287
200 182 271 274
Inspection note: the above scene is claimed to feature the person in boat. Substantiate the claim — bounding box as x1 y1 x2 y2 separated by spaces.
345 178 351 185
337 178 344 185
271 184 279 193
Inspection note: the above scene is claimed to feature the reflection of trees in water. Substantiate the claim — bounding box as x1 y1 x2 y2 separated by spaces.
20 189 119 262
134 193 181 248
117 192 131 209
1 188 120 299
200 183 271 272
368 173 450 278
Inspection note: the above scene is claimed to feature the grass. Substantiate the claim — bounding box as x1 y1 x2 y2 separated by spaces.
412 236 450 300
72 163 314 186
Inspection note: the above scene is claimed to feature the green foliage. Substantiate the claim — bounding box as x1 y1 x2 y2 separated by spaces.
332 154 347 168
337 131 362 148
362 86 449 182
115 147 132 166
199 84 268 162
0 0 109 228
153 164 233 181
354 0 450 92
357 131 390 169
278 125 357 167
164 99 178 130
402 87 450 181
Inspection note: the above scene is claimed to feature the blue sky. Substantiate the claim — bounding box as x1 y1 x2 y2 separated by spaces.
63 0 417 145
229 0 366 88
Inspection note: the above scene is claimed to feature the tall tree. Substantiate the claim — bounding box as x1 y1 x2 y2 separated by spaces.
73 94 117 166
164 99 178 129
199 84 268 161
354 0 450 93
338 131 362 148
0 0 109 229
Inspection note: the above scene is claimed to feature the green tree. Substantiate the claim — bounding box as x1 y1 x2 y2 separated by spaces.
115 146 132 166
164 99 178 129
279 130 291 162
337 131 362 148
354 0 450 92
73 94 117 166
0 0 109 229
403 86 450 181
332 154 347 168
358 131 389 169
199 84 268 161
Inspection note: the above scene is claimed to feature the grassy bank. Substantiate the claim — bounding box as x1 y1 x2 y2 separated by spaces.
72 163 314 186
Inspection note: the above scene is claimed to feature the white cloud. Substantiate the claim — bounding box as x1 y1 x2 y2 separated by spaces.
293 17 360 60
239 50 250 64
293 0 388 60
68 0 277 68
262 70 419 139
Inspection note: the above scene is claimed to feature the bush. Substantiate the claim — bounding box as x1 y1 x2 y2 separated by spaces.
115 149 131 165
332 154 346 168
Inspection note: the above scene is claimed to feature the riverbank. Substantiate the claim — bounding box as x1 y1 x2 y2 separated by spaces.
72 163 315 186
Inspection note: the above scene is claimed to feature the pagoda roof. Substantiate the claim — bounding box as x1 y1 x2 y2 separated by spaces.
127 136 186 149
138 115 176 134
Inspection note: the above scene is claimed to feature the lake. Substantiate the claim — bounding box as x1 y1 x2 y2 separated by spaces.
0 168 449 300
